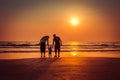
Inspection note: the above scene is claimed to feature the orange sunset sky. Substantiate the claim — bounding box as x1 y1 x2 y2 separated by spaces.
0 0 120 42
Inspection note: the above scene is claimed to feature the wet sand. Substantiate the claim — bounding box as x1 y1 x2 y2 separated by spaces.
0 57 120 80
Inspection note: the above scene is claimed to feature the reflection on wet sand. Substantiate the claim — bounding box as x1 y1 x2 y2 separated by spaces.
0 52 120 59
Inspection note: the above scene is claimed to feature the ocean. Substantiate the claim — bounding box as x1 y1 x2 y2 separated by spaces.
0 41 120 53
0 41 120 59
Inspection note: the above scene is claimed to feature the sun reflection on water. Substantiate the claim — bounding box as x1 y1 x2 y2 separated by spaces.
71 52 77 56
70 42 79 45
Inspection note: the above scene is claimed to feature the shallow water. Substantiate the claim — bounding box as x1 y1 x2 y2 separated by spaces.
0 52 120 59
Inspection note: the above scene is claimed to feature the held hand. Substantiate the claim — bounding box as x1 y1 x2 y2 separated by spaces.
51 45 53 48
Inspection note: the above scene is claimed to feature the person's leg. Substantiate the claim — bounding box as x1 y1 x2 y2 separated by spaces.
51 54 52 57
40 42 45 58
40 50 43 58
54 45 57 57
58 46 60 57
55 51 57 57
58 51 60 57
43 43 46 58
40 45 42 58
41 52 42 58
44 52 45 57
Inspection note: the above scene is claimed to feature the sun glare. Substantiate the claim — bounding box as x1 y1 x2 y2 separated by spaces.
71 18 78 25
71 52 77 56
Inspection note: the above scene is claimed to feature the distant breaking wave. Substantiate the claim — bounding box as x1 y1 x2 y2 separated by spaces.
0 50 120 53
0 41 120 53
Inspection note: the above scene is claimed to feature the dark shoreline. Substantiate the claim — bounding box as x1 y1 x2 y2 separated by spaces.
0 57 120 80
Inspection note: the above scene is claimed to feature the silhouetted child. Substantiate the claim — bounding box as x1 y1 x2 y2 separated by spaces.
48 45 52 58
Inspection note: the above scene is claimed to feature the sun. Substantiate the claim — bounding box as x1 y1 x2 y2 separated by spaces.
71 18 78 25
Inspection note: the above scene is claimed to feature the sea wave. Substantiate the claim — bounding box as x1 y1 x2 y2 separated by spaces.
0 41 120 53
0 41 120 46
0 49 120 53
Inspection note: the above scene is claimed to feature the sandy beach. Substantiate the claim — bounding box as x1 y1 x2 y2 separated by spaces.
0 0 120 80
0 57 120 80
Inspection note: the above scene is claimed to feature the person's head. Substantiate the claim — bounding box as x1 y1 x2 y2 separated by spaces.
53 34 56 37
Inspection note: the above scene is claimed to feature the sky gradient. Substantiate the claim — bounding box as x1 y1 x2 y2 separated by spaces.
0 0 120 42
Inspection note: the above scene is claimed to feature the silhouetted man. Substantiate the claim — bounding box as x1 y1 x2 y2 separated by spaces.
40 36 49 58
52 34 62 57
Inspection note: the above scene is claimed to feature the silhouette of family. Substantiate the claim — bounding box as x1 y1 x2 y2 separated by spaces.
39 34 62 58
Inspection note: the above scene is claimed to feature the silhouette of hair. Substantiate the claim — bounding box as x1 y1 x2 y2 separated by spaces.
53 34 56 37
44 36 49 38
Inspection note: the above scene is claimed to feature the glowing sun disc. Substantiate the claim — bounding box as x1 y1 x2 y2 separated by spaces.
71 18 78 25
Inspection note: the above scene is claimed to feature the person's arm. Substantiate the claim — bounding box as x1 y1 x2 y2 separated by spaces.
59 38 62 46
47 39 49 46
52 38 55 48
39 39 42 45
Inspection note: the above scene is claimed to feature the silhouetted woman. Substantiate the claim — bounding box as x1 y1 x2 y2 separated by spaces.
40 36 49 58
